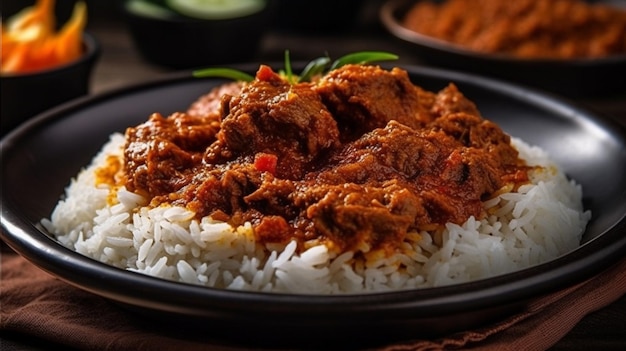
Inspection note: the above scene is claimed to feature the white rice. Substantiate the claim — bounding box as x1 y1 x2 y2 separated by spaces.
42 133 591 294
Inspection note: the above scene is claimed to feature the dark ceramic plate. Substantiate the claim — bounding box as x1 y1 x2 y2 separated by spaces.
380 0 626 98
1 64 626 348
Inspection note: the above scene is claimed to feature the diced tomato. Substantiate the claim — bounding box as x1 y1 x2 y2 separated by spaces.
254 153 278 174
255 65 274 81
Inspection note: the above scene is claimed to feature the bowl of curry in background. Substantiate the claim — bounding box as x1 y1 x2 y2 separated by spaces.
380 0 626 97
1 1 100 136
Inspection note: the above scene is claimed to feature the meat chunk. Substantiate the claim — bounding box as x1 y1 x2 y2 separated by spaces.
316 64 435 140
124 112 220 197
430 84 481 118
205 65 340 179
298 181 427 251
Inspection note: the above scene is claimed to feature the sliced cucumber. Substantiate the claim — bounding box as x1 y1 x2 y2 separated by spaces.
126 0 177 19
166 0 266 20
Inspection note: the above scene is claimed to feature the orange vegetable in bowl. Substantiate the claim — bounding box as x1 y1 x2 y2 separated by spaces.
1 0 87 74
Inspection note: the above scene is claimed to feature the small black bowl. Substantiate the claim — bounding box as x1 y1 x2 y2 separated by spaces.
380 0 626 98
121 0 274 69
0 33 100 136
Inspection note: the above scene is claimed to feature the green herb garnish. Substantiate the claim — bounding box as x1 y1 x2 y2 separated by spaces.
298 56 331 83
284 50 294 84
192 67 255 82
329 51 399 71
192 51 399 83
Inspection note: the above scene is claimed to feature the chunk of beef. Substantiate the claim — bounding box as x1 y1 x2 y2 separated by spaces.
293 180 427 251
124 112 220 197
430 84 481 118
205 65 340 179
429 111 522 169
316 65 436 140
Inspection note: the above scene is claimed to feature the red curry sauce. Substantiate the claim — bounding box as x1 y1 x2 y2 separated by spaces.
403 0 626 59
114 64 529 253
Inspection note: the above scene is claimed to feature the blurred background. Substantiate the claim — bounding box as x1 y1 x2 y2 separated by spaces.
3 0 625 115
2 0 625 113
2 0 400 93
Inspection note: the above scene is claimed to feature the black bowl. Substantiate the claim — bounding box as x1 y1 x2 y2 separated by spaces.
0 33 100 136
121 0 274 69
380 0 626 98
1 63 625 348
272 0 365 33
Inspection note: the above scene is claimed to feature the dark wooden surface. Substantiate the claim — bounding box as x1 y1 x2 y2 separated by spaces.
2 1 625 350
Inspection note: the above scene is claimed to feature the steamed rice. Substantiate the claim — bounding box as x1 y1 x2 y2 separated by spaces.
42 133 591 294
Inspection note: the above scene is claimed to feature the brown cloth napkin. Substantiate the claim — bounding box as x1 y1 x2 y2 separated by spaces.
2 247 625 351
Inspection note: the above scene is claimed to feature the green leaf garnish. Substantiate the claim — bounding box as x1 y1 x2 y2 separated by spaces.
330 51 399 71
191 51 399 84
192 67 255 82
298 56 331 83
284 50 294 84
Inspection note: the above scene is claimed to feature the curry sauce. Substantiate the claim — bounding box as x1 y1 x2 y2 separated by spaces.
403 0 626 59
115 64 529 253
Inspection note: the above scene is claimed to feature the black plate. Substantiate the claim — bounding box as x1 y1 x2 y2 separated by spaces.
380 0 626 98
1 64 626 348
